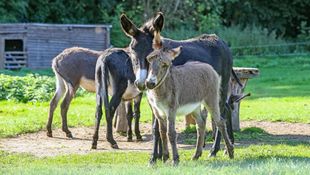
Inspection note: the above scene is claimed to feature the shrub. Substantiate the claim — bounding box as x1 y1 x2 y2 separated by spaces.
0 73 88 103
215 25 291 56
0 74 55 102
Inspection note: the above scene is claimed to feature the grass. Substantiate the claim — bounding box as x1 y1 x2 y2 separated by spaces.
0 56 310 174
234 56 310 123
234 56 310 98
0 144 309 174
0 56 310 138
0 93 153 138
240 97 310 123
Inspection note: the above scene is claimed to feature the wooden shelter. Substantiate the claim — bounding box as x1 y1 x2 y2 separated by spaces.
0 23 111 69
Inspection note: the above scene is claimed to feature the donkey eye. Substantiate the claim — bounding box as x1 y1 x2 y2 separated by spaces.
161 61 168 67
147 56 156 62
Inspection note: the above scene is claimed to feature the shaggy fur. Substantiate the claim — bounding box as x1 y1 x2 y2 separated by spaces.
47 47 142 143
145 33 234 166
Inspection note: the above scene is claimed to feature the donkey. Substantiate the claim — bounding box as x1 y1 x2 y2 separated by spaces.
47 47 143 142
146 32 234 166
120 12 239 158
92 48 144 149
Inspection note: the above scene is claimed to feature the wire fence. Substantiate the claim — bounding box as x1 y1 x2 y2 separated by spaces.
231 41 310 58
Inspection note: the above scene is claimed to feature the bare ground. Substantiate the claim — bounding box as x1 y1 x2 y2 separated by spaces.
0 121 309 157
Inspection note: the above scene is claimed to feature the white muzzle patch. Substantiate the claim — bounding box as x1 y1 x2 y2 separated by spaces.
136 69 147 84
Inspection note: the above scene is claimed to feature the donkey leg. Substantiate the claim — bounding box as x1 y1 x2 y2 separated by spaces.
167 112 179 166
215 118 234 159
106 89 125 149
125 100 134 142
91 94 103 149
225 102 234 144
158 117 169 163
47 74 65 137
209 92 228 157
191 110 207 160
134 93 143 141
207 96 234 159
149 111 162 165
60 83 76 138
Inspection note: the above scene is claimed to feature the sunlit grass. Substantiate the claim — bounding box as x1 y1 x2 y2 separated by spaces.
0 144 309 174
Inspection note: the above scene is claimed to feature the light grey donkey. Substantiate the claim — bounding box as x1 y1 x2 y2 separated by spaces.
145 32 234 166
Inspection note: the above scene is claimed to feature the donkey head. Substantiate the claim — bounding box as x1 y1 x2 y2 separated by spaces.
145 31 182 89
120 12 164 91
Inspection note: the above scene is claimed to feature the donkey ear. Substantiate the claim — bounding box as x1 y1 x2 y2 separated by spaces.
152 31 162 49
120 13 138 37
169 46 182 60
153 12 164 32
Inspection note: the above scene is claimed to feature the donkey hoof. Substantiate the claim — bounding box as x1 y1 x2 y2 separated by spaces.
148 158 157 167
66 132 73 138
127 137 133 142
91 145 97 149
208 152 216 158
163 155 169 163
191 155 200 161
136 137 143 142
173 160 179 167
111 144 119 149
228 150 234 159
47 132 53 137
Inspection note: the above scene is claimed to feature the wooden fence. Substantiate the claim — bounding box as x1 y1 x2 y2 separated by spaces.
4 51 27 69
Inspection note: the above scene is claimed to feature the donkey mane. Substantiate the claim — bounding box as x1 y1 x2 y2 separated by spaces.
140 18 156 34
161 34 221 47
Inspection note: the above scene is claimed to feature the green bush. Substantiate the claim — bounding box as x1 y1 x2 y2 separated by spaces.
215 25 290 56
161 25 297 57
0 73 89 103
0 74 55 102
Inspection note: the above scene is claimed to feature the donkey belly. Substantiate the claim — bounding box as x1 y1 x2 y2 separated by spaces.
80 76 96 92
176 102 201 116
122 82 140 101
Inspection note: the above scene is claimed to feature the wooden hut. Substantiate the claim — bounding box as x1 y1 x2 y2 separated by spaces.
0 23 111 69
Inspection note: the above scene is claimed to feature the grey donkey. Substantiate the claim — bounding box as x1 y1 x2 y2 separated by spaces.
145 32 234 166
47 47 143 140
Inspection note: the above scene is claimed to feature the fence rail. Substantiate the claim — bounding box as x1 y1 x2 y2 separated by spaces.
4 51 27 69
231 41 310 58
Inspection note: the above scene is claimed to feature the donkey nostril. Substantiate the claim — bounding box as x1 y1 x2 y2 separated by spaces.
146 81 155 89
134 80 139 87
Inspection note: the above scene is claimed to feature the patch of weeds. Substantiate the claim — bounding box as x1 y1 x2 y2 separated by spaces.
234 127 270 141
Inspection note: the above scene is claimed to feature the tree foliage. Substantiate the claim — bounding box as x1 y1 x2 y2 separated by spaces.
0 0 308 44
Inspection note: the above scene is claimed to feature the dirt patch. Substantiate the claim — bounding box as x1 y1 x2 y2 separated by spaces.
0 121 309 157
0 123 196 157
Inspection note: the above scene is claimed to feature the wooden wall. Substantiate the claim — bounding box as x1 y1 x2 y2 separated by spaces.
0 24 27 69
0 23 111 69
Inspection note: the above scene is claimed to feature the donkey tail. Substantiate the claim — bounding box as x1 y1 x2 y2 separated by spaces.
52 54 74 87
101 59 110 117
231 69 243 88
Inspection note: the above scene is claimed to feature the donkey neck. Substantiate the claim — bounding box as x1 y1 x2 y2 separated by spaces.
148 67 174 100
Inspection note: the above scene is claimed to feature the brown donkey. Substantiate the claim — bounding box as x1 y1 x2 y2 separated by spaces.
145 32 234 166
47 47 143 140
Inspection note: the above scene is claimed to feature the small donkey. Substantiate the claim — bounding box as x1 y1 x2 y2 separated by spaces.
145 32 234 165
47 47 142 142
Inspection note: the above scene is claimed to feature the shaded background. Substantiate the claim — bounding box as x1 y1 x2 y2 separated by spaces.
1 0 309 50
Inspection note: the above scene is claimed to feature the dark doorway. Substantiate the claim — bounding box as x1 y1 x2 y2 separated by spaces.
5 39 24 51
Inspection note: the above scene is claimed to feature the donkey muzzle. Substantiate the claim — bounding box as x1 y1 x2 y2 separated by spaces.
135 80 146 91
134 69 147 91
145 80 156 90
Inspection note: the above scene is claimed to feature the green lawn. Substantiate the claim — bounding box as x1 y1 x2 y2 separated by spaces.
1 144 309 174
1 56 309 138
0 56 310 174
235 56 310 123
